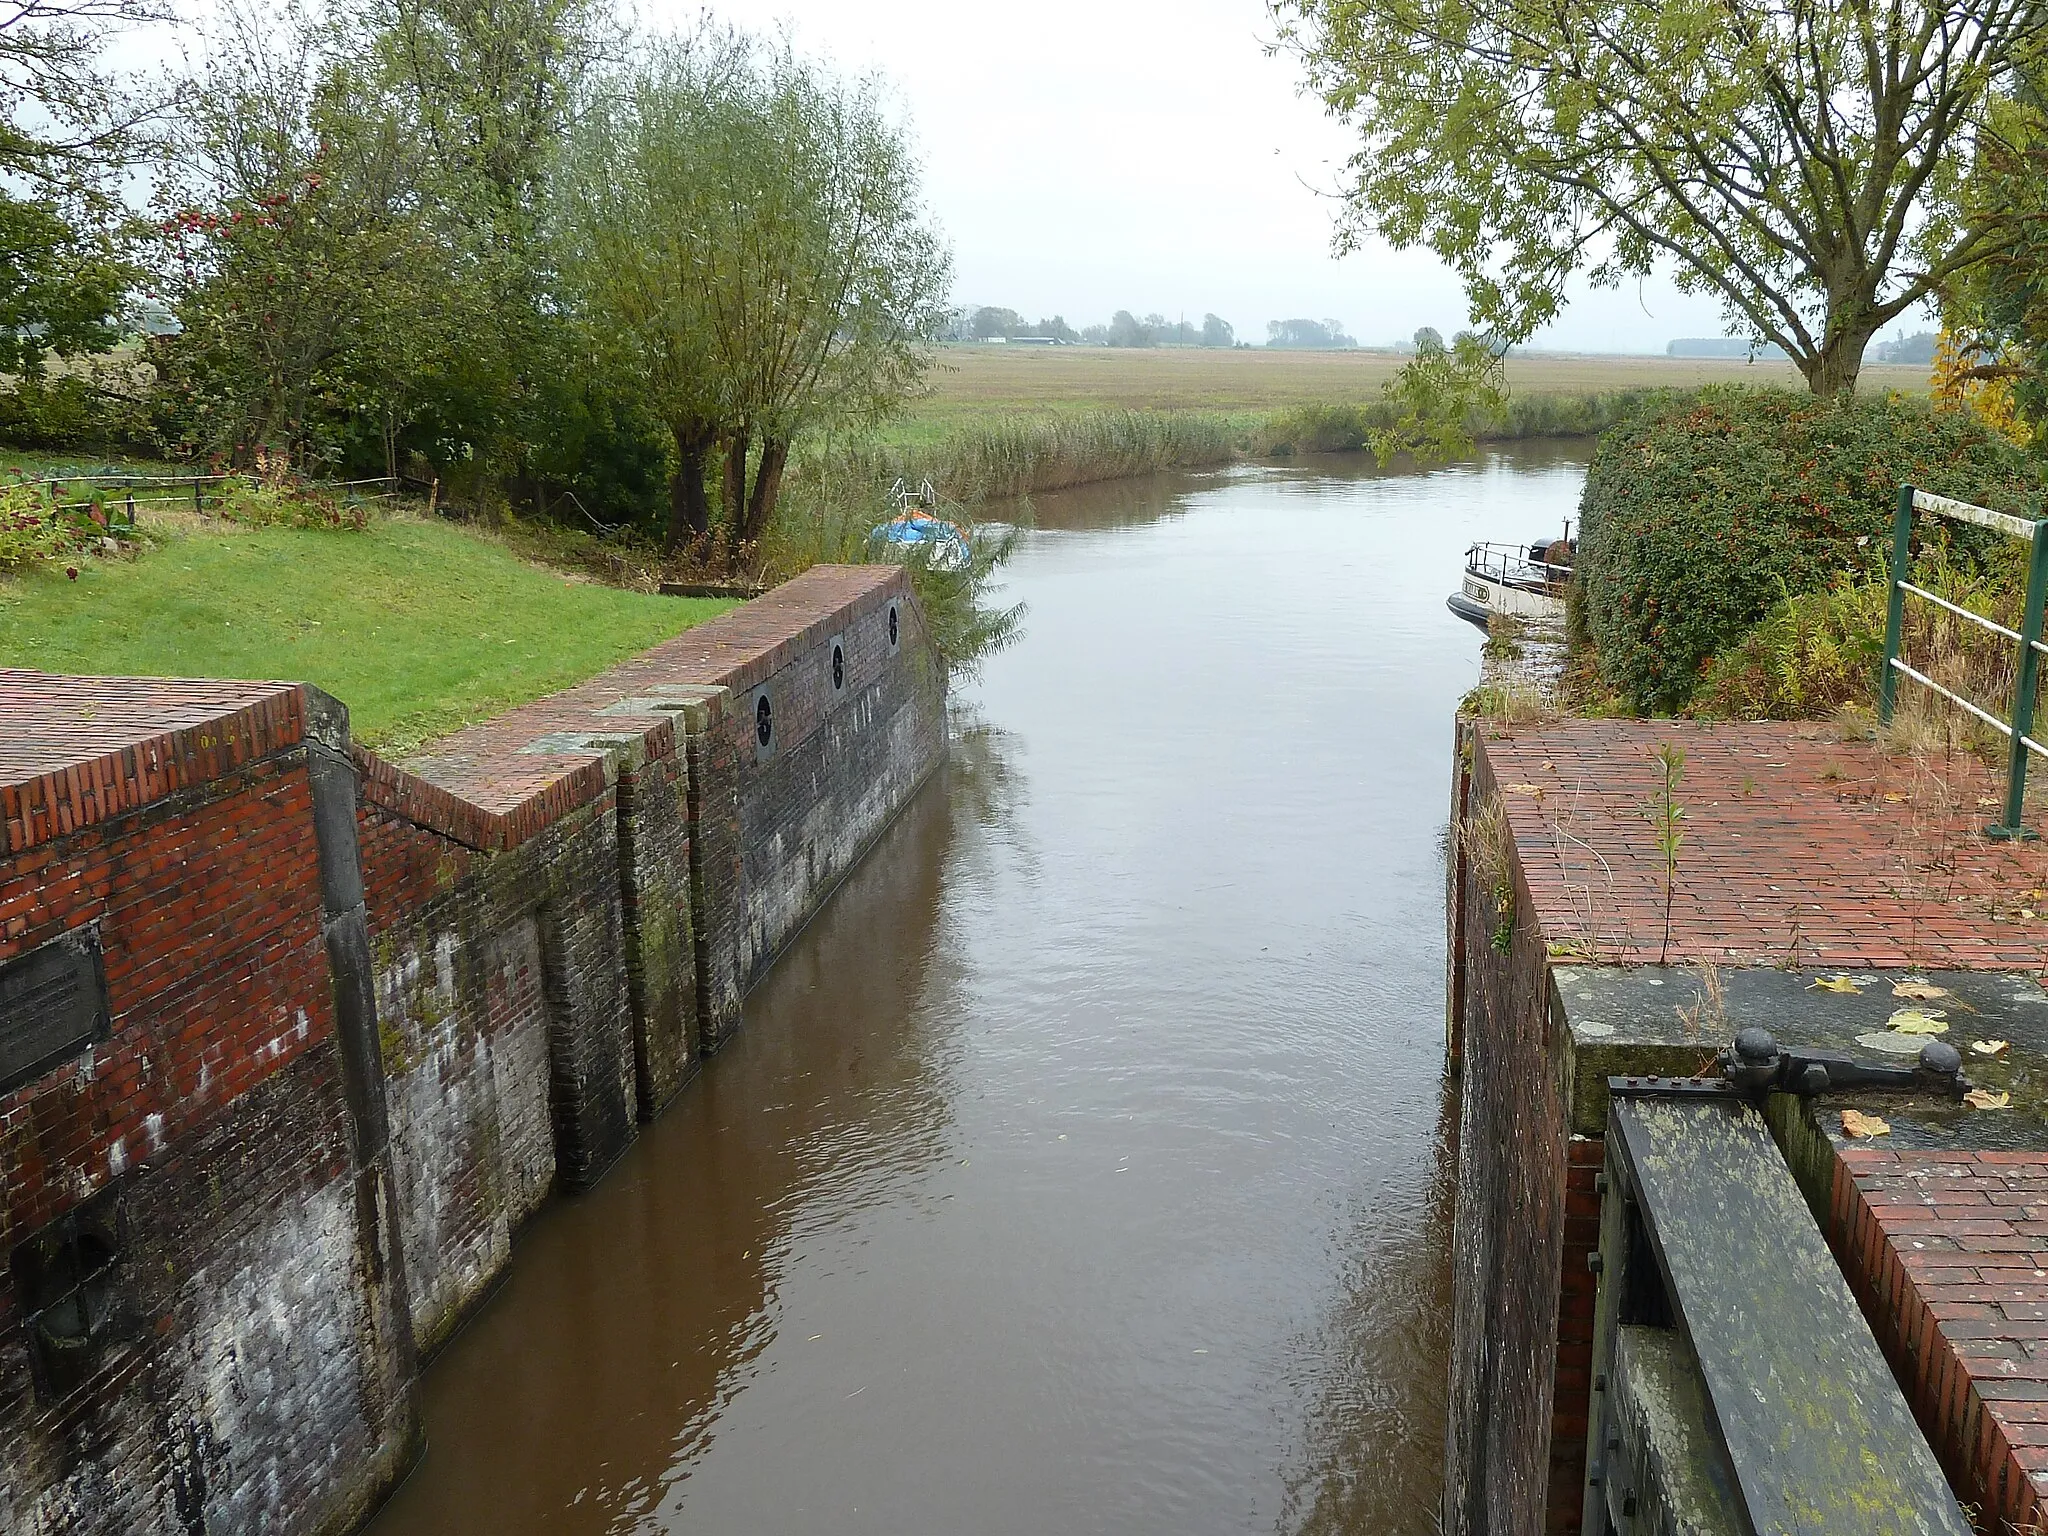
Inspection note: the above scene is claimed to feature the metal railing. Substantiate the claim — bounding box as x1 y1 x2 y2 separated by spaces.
1464 540 1573 592
1878 484 2048 840
18 472 408 537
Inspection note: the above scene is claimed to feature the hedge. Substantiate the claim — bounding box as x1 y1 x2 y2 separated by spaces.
1576 386 2047 713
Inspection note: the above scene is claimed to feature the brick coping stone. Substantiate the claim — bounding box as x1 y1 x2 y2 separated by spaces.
0 563 910 857
374 562 905 851
0 669 305 855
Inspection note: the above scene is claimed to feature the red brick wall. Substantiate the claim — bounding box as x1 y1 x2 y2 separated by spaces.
0 679 415 1535
1804 1134 2048 1534
358 790 637 1354
1550 1139 1603 1533
0 566 948 1531
1 753 330 1260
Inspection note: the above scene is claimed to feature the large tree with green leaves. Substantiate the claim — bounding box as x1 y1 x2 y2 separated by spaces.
703 42 951 551
154 0 463 468
552 27 951 555
1278 0 2048 394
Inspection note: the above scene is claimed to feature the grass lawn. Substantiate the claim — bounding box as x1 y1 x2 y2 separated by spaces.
885 344 1935 441
0 514 732 754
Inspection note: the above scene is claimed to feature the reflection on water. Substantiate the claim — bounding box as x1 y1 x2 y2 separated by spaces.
366 445 1588 1536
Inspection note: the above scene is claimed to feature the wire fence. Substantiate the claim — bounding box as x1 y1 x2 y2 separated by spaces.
17 472 414 535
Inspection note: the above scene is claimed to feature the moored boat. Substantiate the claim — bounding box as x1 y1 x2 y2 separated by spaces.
1448 527 1574 630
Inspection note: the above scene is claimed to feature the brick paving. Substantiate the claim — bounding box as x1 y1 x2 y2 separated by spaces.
1836 1146 2048 1532
1472 716 2048 1526
1479 718 2048 970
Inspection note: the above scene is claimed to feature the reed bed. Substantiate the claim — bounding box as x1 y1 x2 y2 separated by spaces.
820 409 1243 504
1256 390 1670 455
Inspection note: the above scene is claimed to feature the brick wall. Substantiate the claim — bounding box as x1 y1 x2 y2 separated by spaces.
351 562 942 1348
355 785 637 1354
0 673 416 1536
1774 1104 2048 1535
704 570 947 1036
0 565 946 1532
1443 718 1580 1536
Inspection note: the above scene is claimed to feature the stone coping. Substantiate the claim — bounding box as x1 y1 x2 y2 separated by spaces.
1552 964 2048 1141
0 669 304 854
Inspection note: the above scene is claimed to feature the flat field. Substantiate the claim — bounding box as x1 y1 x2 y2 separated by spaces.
897 344 1933 436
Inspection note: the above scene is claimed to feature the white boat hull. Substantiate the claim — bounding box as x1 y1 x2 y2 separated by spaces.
1450 571 1567 630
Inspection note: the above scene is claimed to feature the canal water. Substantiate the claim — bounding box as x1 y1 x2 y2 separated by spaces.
366 443 1590 1536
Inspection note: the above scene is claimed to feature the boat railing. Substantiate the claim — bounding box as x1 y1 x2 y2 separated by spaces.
1464 541 1573 592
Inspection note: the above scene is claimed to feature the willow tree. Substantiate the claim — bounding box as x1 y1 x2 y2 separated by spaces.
551 27 950 553
549 32 734 546
702 46 951 550
1278 0 2048 395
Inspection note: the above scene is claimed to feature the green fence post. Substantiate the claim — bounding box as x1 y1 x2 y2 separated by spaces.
1992 517 2048 840
1878 485 1913 724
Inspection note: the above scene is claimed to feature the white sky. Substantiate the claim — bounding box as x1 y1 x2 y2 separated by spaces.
664 0 1798 354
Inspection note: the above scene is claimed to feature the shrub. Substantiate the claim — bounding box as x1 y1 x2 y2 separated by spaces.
212 463 368 530
0 483 88 573
1694 537 2033 727
0 375 151 453
1577 387 2046 713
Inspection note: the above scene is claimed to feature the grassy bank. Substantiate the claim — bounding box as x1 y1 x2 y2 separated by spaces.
0 511 731 753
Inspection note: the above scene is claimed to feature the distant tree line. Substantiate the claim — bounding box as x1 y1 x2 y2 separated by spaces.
0 0 951 558
952 308 1383 350
947 306 1241 347
1666 332 1936 363
1265 318 1357 349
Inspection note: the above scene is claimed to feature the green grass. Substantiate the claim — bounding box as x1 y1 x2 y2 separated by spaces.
0 515 732 754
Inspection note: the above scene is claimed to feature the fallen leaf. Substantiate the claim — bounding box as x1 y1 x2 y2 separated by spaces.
2027 910 2040 921
1971 1039 2011 1057
1980 798 2003 809
1842 1109 1892 1138
1892 980 1950 1001
1504 783 1544 796
1811 975 1864 994
1888 1008 1949 1034
1883 792 1907 803
1540 761 1554 772
1966 1089 2013 1111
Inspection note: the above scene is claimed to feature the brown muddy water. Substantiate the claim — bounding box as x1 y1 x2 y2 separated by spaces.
365 443 1591 1535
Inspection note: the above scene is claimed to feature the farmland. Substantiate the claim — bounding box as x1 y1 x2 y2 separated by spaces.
890 343 1934 441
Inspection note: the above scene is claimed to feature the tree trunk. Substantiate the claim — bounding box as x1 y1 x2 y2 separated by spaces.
667 423 712 552
740 438 788 549
1804 306 1881 398
721 430 750 536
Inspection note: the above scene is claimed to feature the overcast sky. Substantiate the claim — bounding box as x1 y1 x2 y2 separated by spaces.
661 0 1852 354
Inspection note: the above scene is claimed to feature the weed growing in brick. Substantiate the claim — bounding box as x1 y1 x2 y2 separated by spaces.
1645 742 1687 965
